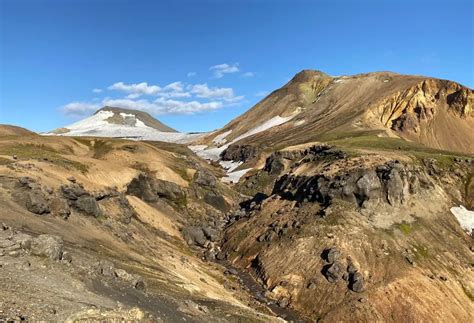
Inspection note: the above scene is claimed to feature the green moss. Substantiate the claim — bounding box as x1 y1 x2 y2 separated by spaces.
397 222 412 235
0 143 88 173
413 244 429 259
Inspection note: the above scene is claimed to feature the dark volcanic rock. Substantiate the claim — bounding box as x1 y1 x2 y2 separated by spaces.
75 195 101 217
221 144 260 162
25 190 50 214
323 261 344 283
203 192 229 212
182 226 208 247
273 160 426 209
127 173 186 205
13 177 51 215
323 247 341 263
194 169 217 188
60 183 87 200
349 272 365 292
61 183 101 217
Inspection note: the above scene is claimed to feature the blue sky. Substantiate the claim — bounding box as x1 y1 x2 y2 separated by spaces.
1 0 473 133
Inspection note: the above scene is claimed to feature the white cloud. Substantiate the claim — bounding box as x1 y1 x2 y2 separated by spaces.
242 72 255 77
102 98 223 115
63 78 244 117
187 72 196 77
92 88 103 93
108 82 161 96
209 63 239 78
62 102 100 116
189 83 230 99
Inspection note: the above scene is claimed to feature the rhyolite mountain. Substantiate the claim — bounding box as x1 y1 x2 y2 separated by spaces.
197 70 473 161
1 69 473 321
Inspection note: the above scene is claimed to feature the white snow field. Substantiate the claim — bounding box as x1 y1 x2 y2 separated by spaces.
189 114 294 182
450 205 474 235
47 110 204 144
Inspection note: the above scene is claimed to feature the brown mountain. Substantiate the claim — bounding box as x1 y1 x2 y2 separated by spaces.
201 70 473 155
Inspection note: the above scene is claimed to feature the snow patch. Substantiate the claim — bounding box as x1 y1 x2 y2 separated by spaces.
213 130 232 146
450 205 474 235
188 145 208 152
219 160 242 173
221 168 252 183
294 120 305 126
232 115 294 143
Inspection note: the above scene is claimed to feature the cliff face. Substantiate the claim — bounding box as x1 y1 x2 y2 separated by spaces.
369 79 474 153
220 144 474 322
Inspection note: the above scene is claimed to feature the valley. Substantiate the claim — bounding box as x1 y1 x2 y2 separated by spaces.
0 69 473 322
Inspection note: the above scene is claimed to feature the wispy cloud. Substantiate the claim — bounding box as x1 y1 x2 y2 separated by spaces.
108 82 161 97
102 98 223 115
187 72 196 77
63 79 244 117
62 102 100 116
242 72 255 77
209 63 239 78
92 88 103 93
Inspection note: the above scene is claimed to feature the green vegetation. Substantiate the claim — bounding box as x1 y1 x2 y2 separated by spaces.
326 134 471 170
413 244 429 259
0 143 88 173
397 222 413 235
145 140 193 156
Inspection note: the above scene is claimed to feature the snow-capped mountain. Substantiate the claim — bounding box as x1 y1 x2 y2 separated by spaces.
48 107 205 143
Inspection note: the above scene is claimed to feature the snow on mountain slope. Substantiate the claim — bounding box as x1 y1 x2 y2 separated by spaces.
47 109 205 144
189 114 294 182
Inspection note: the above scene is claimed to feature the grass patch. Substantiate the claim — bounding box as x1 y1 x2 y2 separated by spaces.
327 135 471 169
0 143 88 173
397 222 412 235
413 244 429 259
145 141 193 156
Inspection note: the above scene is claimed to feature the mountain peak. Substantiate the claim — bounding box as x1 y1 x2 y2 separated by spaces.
93 106 176 133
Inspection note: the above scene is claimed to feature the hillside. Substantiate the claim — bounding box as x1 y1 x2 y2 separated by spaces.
1 69 473 322
196 70 473 161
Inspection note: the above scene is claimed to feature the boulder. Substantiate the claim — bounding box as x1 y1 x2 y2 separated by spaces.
75 195 101 217
194 169 217 188
60 183 87 200
96 260 116 277
349 272 365 292
25 190 50 214
323 247 341 263
182 226 207 247
29 235 63 260
127 174 186 205
324 261 344 283
202 226 219 242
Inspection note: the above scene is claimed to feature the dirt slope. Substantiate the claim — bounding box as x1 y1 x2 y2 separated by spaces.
201 70 473 156
0 132 283 321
